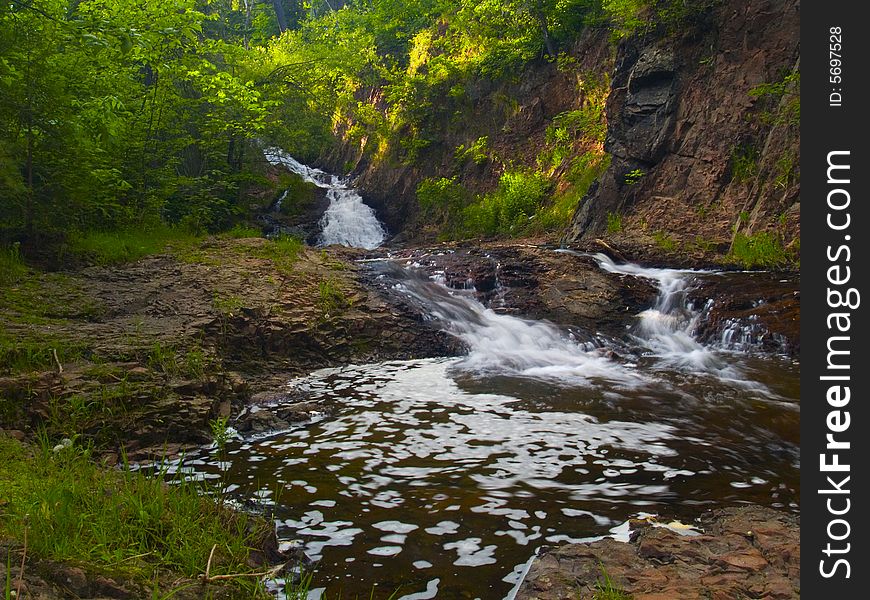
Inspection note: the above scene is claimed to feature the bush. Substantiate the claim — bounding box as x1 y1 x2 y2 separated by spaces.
460 170 550 237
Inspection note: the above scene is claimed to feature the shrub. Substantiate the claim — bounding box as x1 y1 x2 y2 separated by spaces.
731 143 759 183
460 170 550 237
455 136 490 165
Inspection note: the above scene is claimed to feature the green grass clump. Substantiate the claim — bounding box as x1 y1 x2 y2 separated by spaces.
0 332 89 375
67 225 203 266
652 231 678 252
256 234 304 275
606 212 623 234
728 231 789 268
222 223 262 239
589 564 632 600
0 435 270 590
0 243 27 285
318 278 349 317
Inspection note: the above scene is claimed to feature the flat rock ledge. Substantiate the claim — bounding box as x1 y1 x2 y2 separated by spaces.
516 506 799 600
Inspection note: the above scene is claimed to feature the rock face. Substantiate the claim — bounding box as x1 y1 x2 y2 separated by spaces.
569 0 800 248
320 27 614 239
517 505 799 600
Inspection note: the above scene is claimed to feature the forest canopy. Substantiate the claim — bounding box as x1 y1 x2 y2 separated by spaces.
0 0 692 243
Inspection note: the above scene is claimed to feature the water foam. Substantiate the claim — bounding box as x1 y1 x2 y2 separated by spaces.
264 148 386 249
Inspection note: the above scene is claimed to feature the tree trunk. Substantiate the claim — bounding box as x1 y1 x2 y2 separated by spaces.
272 0 289 33
533 1 556 57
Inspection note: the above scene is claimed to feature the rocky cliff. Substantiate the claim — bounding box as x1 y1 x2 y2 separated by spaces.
320 26 614 239
321 0 800 260
568 0 800 253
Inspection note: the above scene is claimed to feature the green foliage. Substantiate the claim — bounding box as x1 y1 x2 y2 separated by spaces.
730 143 759 183
749 70 800 126
0 0 289 245
0 244 27 286
461 170 550 237
318 278 349 317
417 176 472 227
250 235 304 275
0 333 89 376
455 136 491 165
606 212 623 233
539 95 608 172
774 150 798 189
652 230 678 252
591 563 633 599
728 232 790 268
599 0 719 40
623 169 645 185
0 436 268 590
66 226 202 266
213 294 245 317
223 224 263 239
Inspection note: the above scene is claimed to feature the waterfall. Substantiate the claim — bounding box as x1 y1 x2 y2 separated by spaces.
380 262 645 388
264 148 387 249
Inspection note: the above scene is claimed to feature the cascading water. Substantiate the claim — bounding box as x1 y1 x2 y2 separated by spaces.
264 148 387 249
162 169 798 598
590 253 722 368
382 262 644 388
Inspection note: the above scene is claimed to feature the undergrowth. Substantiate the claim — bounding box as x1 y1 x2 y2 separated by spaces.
0 435 271 594
728 231 790 268
66 225 203 266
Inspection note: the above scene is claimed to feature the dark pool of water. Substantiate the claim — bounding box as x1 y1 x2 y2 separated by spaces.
172 352 799 599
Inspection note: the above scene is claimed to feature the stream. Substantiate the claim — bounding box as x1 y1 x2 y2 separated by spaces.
168 155 800 599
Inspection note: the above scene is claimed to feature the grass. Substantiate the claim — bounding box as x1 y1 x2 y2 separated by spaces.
0 332 90 375
145 342 214 380
728 231 789 268
606 212 623 234
222 224 263 239
67 225 203 266
318 278 350 318
255 234 304 275
0 435 271 593
652 231 678 253
0 243 27 286
213 293 245 317
589 564 632 600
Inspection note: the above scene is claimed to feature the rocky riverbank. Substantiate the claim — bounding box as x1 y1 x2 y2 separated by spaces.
517 505 800 600
0 237 456 459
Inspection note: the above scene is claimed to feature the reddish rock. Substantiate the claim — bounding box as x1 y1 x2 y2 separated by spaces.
516 506 799 600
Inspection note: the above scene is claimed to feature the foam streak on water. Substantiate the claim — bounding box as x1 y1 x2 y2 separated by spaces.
264 148 386 249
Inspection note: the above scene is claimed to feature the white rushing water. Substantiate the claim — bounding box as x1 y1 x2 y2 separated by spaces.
264 148 387 249
161 253 798 599
385 262 645 388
